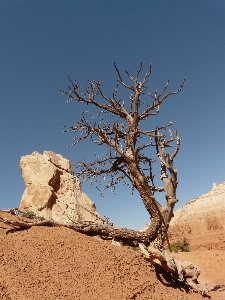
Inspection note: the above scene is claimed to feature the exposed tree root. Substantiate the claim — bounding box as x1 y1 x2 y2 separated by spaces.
138 243 211 297
0 211 153 245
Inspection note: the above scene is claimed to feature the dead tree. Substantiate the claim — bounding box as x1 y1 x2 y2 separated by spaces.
60 62 184 246
0 64 210 296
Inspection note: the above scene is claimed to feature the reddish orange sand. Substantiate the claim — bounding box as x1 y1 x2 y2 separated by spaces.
0 211 224 299
170 220 225 300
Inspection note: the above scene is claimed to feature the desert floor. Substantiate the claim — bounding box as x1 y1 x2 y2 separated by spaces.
0 210 224 300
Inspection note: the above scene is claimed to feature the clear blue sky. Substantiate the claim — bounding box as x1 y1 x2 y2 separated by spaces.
0 1 224 230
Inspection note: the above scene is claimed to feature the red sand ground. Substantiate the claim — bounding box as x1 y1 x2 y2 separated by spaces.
0 211 224 300
169 219 225 300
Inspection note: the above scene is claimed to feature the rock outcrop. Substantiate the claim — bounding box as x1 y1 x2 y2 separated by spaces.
170 180 225 229
19 151 102 224
169 180 225 250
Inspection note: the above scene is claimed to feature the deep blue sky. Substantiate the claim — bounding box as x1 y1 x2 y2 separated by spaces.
0 1 224 230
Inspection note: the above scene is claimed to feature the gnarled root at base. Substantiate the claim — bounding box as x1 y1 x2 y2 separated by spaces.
138 243 211 297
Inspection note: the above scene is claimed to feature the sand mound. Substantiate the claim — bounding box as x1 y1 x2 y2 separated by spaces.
0 211 205 300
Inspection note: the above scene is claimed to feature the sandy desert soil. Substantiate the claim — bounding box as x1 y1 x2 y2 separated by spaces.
0 211 224 300
169 217 225 300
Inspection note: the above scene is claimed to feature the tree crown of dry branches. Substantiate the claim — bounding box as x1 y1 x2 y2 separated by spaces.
59 63 185 198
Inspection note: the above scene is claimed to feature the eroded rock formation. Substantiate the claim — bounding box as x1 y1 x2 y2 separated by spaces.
19 151 102 224
169 180 225 250
170 180 225 229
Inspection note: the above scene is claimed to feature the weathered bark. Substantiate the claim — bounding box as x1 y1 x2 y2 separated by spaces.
138 243 211 297
125 157 162 240
0 214 153 245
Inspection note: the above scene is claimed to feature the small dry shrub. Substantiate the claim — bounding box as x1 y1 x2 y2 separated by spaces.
170 237 190 253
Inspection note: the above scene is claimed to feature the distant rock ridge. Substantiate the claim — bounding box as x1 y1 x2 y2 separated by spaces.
19 151 103 224
170 180 225 237
171 180 225 224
